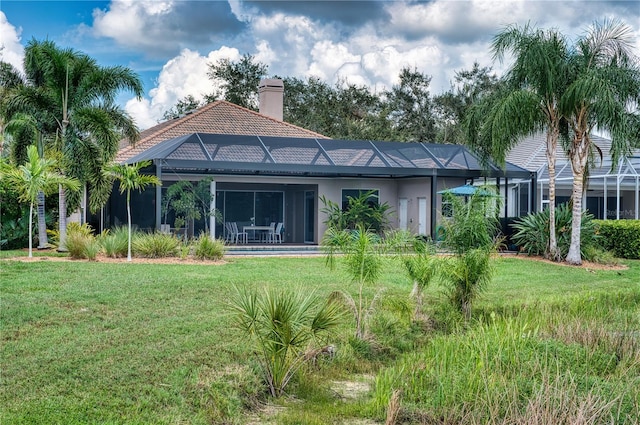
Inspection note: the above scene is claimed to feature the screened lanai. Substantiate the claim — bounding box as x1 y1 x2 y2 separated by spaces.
536 156 640 220
105 133 534 243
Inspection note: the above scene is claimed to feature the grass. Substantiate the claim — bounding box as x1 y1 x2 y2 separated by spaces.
1 253 639 424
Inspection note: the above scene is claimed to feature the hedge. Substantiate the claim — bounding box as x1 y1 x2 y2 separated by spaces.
594 220 640 259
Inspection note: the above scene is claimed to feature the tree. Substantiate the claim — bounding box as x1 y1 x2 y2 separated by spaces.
283 75 393 140
1 145 79 257
384 67 437 142
434 62 500 144
2 39 143 251
108 160 161 261
161 95 204 121
207 54 268 110
466 24 571 261
562 20 640 265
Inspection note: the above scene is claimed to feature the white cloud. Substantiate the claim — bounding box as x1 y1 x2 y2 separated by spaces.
125 47 241 129
92 1 176 53
0 11 24 72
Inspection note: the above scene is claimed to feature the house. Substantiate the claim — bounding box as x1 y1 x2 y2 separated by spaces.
506 133 640 220
103 79 535 244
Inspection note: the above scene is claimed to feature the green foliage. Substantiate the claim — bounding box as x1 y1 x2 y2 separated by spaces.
323 226 388 339
207 54 267 110
438 188 500 321
162 178 220 235
594 220 640 260
99 226 130 258
440 188 501 254
229 287 343 397
193 233 225 260
320 190 392 233
511 203 598 258
440 248 495 320
132 232 180 258
65 223 97 259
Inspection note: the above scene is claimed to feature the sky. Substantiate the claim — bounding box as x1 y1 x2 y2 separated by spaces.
1 0 639 131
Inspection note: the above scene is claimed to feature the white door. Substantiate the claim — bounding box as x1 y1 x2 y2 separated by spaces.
418 197 427 235
398 198 408 230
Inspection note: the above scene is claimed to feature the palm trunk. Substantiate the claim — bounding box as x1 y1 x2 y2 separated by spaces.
36 191 48 249
127 190 132 262
545 128 560 261
57 185 68 252
566 135 589 265
28 202 34 258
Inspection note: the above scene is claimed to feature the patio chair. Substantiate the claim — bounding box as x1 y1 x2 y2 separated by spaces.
224 222 236 243
270 222 283 243
232 222 247 244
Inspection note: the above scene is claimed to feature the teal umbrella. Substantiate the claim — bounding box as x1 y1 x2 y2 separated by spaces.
437 184 493 196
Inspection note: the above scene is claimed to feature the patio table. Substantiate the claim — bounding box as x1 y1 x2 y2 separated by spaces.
243 225 273 242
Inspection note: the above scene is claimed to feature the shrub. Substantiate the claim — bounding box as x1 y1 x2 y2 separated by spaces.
511 203 597 258
132 232 179 258
193 233 225 260
65 223 97 259
100 227 130 258
594 220 640 259
320 190 393 233
229 287 343 397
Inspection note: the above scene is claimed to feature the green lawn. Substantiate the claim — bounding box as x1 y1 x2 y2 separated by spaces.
1 254 639 424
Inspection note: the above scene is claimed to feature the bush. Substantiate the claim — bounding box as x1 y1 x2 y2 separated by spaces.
511 203 597 258
193 233 225 260
100 227 130 258
132 232 180 258
320 190 392 233
66 223 97 259
594 220 640 259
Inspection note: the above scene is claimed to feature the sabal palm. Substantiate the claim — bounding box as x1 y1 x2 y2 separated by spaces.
561 20 640 264
109 160 160 261
2 39 143 250
1 145 79 257
466 24 570 261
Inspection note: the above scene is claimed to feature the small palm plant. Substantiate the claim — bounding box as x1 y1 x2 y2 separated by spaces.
323 225 385 339
439 188 500 320
229 287 343 397
402 242 439 318
108 160 160 261
1 145 79 257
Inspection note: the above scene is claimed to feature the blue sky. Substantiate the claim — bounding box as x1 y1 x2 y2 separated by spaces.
2 1 639 130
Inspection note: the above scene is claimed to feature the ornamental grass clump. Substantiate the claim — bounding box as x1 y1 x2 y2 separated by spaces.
100 226 130 258
132 232 180 258
193 233 225 260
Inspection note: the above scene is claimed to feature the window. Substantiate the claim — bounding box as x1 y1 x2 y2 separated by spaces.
341 189 379 211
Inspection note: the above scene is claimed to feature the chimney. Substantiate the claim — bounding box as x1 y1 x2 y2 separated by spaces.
258 78 284 121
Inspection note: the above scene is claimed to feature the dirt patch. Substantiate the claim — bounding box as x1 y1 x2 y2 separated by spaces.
4 253 226 265
331 374 374 400
503 253 628 271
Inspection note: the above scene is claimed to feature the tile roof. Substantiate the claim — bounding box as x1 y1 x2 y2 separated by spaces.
116 100 329 162
505 132 632 173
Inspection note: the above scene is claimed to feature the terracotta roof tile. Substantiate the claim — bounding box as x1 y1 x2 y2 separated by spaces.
116 100 329 162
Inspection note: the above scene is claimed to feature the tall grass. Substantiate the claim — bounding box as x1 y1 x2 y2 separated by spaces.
100 226 129 258
372 293 640 423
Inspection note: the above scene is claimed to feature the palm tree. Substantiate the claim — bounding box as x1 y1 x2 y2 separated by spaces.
2 39 143 251
562 20 640 265
1 145 79 257
466 24 571 261
323 225 385 339
109 160 160 261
